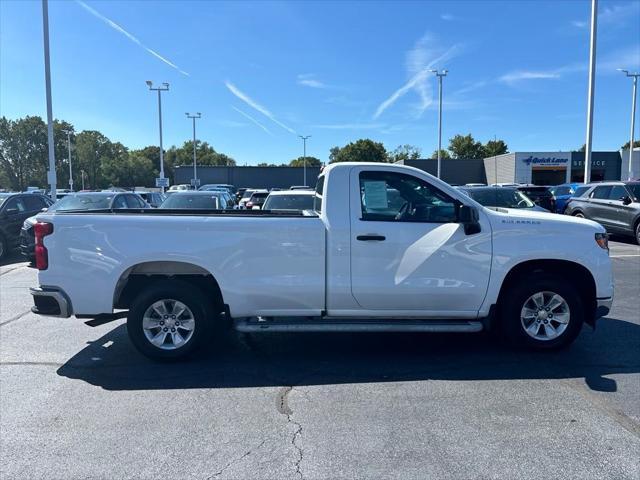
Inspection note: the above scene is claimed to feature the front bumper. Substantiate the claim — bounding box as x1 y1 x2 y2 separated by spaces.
595 297 613 320
30 287 72 318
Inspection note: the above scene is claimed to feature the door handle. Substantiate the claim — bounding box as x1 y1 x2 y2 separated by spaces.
357 235 386 241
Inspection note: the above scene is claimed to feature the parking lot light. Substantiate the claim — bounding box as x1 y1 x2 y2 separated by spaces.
146 81 170 192
186 112 202 188
298 135 311 186
618 69 639 180
430 69 448 179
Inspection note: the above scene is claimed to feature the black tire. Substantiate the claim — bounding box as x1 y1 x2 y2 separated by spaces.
0 234 6 261
499 273 584 350
127 279 218 361
573 211 585 218
635 221 640 245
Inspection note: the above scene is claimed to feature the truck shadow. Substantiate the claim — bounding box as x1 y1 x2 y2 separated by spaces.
56 317 640 393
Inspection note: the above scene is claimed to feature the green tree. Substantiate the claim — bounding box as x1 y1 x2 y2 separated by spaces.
0 116 48 191
430 149 451 159
75 130 114 189
329 139 388 163
448 134 484 159
388 144 421 163
289 156 321 167
171 141 236 167
482 139 508 157
621 140 640 150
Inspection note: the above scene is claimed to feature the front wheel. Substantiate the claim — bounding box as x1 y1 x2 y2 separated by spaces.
127 279 216 360
635 222 640 245
573 212 585 218
499 274 584 350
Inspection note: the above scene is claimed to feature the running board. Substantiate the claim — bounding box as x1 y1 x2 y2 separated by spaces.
234 317 484 333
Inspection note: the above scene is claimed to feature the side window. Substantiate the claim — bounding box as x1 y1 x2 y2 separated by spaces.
5 197 26 213
125 195 145 208
23 195 47 211
112 195 128 209
608 186 628 201
314 176 324 213
359 171 457 223
590 186 611 199
554 187 570 196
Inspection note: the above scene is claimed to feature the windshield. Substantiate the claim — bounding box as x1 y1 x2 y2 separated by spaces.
466 188 535 208
573 186 590 197
263 194 314 210
0 194 10 207
160 194 219 209
50 194 113 211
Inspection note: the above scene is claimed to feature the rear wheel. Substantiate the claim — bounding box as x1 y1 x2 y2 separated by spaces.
573 212 585 218
635 221 640 245
127 279 217 360
0 235 5 260
499 274 584 349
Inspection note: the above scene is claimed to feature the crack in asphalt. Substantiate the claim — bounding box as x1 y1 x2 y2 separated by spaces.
206 439 266 479
0 309 31 327
562 379 640 438
277 386 304 479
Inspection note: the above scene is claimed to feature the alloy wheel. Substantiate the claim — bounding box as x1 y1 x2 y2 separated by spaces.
520 291 570 341
142 299 196 350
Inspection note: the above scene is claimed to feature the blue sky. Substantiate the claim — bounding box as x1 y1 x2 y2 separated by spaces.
1 0 639 165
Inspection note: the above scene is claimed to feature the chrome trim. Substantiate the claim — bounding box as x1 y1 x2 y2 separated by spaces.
30 287 71 318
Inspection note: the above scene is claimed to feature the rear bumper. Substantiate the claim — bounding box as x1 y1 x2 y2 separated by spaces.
30 287 72 318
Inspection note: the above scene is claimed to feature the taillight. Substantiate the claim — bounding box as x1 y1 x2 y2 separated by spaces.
34 222 53 270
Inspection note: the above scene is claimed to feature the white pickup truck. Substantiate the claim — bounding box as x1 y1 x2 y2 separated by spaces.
30 163 613 360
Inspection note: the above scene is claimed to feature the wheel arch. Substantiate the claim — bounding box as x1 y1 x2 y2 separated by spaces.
113 261 225 314
497 259 597 325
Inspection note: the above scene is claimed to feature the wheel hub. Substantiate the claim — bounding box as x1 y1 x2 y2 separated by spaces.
520 291 570 341
142 299 195 350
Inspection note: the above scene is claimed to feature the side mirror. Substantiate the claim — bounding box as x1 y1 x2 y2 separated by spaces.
621 196 632 205
458 205 481 235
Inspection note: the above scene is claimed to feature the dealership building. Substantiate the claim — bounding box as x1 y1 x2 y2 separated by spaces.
400 150 635 186
175 149 637 189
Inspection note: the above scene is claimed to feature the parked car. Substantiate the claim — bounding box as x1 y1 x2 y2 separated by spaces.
238 189 264 209
136 191 166 208
458 186 549 212
564 181 640 244
199 184 236 195
168 184 191 192
20 192 149 264
515 185 555 212
0 193 53 260
198 187 236 207
263 190 315 211
29 162 612 360
159 191 223 209
246 191 269 210
549 183 581 213
290 185 313 190
235 188 248 203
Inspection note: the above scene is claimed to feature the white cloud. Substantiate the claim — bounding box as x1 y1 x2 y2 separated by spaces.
297 73 326 89
231 107 273 135
571 20 587 28
440 13 455 21
373 33 462 119
76 0 189 76
598 45 640 72
225 81 296 134
600 2 640 24
498 70 561 85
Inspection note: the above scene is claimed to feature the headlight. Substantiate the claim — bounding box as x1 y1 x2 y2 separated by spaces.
595 232 609 252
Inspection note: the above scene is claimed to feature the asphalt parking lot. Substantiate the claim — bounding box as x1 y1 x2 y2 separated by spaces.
1 240 639 480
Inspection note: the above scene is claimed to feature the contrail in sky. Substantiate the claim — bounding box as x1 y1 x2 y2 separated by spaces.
225 81 296 134
232 106 273 135
76 0 189 76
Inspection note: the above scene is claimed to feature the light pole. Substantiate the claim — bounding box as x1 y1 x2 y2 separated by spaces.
185 112 201 188
42 0 56 200
430 69 448 179
80 169 86 191
146 81 169 192
618 69 639 180
298 135 311 186
583 0 598 184
63 130 73 191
